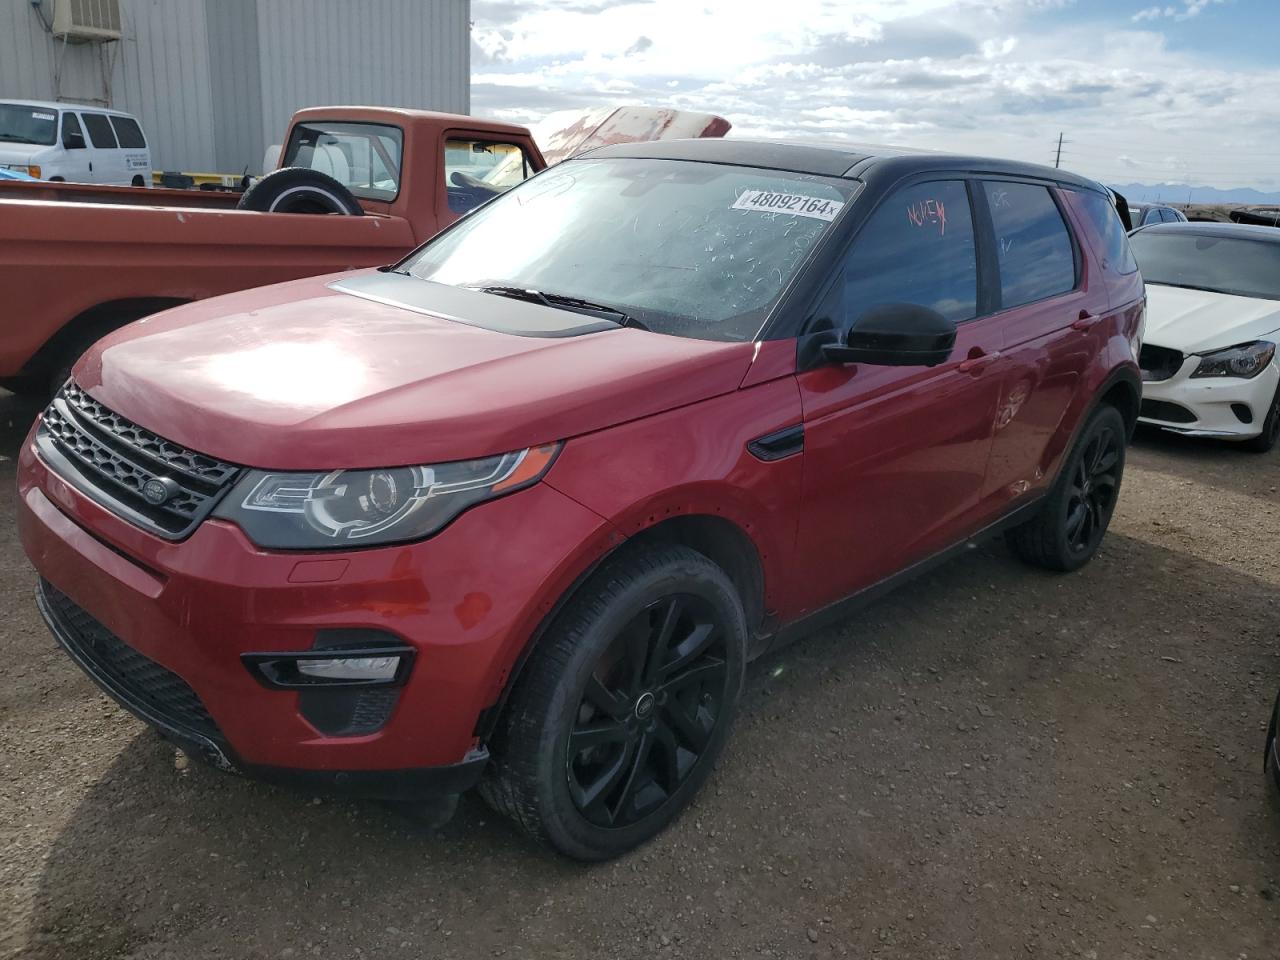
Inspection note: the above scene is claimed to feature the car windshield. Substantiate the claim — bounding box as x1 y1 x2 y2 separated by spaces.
0 104 57 146
1130 231 1280 301
402 157 858 341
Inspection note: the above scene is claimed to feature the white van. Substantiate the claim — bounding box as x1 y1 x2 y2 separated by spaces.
0 100 151 186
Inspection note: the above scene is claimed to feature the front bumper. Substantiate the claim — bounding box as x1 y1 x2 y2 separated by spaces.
19 431 612 791
1139 354 1279 439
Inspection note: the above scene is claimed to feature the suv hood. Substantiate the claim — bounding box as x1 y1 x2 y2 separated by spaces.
74 272 758 470
1144 283 1280 353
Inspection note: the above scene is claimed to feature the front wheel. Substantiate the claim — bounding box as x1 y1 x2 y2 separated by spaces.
1007 403 1127 572
480 544 746 860
1242 382 1280 454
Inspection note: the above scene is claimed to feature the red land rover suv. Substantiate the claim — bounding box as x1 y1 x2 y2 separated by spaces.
18 140 1144 859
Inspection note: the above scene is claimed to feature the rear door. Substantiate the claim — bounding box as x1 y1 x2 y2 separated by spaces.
79 112 120 183
790 178 1004 615
977 179 1108 509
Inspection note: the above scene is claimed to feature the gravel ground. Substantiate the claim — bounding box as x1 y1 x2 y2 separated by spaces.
1 392 1277 960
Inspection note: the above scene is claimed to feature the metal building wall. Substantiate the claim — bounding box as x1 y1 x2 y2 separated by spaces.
0 0 216 170
1 0 471 174
254 0 470 166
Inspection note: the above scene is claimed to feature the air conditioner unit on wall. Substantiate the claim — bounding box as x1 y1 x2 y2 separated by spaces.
52 0 122 42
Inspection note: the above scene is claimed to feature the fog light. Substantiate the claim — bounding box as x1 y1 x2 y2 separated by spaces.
297 655 400 682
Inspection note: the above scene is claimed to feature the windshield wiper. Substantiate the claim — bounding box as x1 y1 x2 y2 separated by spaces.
0 134 41 145
468 284 649 331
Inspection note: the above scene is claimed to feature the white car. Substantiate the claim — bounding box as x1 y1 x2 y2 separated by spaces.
0 100 151 186
1130 222 1280 452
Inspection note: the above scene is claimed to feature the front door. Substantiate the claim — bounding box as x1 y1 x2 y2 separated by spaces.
55 111 92 183
791 178 1004 617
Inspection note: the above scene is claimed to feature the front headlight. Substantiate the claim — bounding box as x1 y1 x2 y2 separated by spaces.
213 443 561 549
1190 340 1276 380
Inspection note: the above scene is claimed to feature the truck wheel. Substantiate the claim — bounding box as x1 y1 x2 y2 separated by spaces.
1006 404 1127 572
480 544 746 860
236 167 363 215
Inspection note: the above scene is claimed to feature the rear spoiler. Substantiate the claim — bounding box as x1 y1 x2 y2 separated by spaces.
1107 188 1133 232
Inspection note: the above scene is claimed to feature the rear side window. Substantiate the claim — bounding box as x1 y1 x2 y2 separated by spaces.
982 182 1077 309
1074 190 1139 275
109 115 146 148
81 113 117 149
841 180 977 325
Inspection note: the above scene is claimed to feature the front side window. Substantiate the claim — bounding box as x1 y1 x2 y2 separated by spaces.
404 157 856 341
445 138 531 214
109 115 146 149
840 180 977 325
82 113 118 149
0 103 57 146
1074 189 1139 275
1129 232 1280 301
60 112 84 147
282 121 403 201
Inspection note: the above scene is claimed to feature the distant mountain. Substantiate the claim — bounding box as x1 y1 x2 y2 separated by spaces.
1108 182 1280 205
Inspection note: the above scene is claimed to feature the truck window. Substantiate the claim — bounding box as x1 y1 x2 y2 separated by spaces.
109 115 146 149
82 113 118 149
445 139 531 215
282 120 403 202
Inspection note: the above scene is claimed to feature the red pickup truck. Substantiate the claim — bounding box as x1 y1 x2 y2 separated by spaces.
0 107 548 393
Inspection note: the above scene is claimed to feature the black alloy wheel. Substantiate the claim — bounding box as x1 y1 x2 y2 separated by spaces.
1064 422 1122 556
1243 383 1280 453
480 544 746 860
566 593 729 828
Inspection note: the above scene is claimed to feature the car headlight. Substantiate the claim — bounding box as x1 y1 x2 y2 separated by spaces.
213 443 561 549
1190 341 1276 380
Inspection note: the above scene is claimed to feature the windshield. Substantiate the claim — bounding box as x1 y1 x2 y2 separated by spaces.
0 104 57 146
402 157 857 341
1130 231 1280 301
282 121 402 201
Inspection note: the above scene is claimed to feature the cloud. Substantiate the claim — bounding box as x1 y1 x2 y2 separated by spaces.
1132 0 1225 22
471 0 1278 190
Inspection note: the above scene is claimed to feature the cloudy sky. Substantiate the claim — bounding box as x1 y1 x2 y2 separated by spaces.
471 0 1280 193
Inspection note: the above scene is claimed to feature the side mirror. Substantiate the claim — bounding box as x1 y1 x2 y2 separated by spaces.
63 131 86 150
822 303 957 367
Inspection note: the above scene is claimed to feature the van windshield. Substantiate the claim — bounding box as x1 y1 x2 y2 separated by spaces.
0 104 57 146
403 157 857 342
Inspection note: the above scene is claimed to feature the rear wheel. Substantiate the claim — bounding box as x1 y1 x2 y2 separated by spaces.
1007 404 1127 572
1242 382 1280 453
480 544 746 860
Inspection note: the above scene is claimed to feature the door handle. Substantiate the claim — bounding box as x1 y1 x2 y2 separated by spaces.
1071 311 1101 331
958 350 1001 374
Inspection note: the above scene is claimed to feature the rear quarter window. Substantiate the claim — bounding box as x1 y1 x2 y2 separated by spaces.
982 181 1077 309
109 115 146 149
1074 190 1139 275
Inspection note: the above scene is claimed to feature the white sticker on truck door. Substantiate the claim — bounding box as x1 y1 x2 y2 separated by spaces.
731 189 845 222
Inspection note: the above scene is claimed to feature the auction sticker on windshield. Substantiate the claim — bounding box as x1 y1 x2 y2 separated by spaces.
732 189 845 222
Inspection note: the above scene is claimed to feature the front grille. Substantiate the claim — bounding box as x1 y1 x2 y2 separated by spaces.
37 382 240 539
40 579 223 743
1141 398 1197 424
1139 343 1185 382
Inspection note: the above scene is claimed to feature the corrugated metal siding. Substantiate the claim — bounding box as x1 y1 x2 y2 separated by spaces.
112 0 216 170
204 0 263 173
1 0 471 173
254 0 470 164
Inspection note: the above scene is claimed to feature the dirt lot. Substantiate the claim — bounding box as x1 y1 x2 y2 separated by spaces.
1 392 1277 960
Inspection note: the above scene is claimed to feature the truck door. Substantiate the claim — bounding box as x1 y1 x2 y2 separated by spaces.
440 131 537 226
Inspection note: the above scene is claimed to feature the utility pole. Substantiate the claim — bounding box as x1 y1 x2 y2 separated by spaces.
1054 132 1064 169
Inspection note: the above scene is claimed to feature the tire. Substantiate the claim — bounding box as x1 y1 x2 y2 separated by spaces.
479 543 747 860
236 167 363 216
1006 403 1127 572
1242 382 1280 454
